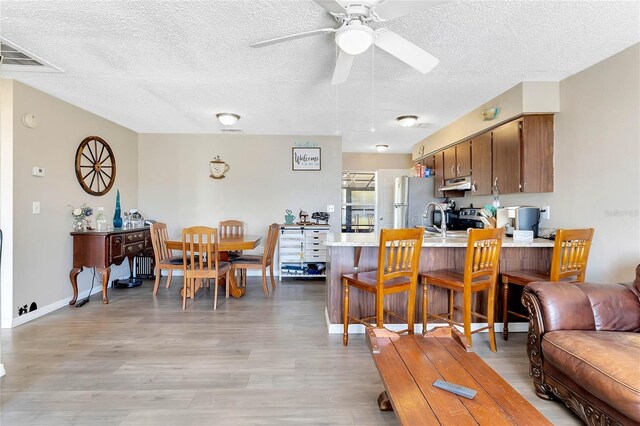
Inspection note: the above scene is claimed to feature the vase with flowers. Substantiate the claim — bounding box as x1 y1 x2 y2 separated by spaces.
69 204 93 231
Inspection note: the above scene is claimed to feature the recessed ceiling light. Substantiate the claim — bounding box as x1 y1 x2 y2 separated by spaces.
376 144 388 152
216 112 240 126
396 115 418 127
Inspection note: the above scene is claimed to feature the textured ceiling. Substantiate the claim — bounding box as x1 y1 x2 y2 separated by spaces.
1 0 638 153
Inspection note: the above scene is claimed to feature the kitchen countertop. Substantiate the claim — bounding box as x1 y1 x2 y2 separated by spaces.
325 232 555 248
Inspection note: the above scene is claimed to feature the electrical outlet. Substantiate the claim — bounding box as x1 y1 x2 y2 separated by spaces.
326 205 335 213
32 201 40 214
540 206 550 220
259 245 264 254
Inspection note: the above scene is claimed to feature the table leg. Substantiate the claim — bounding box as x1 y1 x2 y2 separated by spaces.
227 273 245 298
97 267 111 304
68 267 83 305
377 391 393 411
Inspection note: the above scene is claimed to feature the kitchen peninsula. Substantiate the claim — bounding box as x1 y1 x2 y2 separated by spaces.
324 232 554 333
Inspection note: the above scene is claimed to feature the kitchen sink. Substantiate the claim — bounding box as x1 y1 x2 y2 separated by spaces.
423 230 469 239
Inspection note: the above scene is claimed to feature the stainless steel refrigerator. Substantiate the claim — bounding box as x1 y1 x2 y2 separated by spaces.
393 176 443 228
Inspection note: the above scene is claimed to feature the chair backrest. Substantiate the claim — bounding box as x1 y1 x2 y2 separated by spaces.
150 222 171 263
182 226 219 275
376 228 424 289
550 228 594 282
219 220 244 238
463 228 505 284
263 223 279 265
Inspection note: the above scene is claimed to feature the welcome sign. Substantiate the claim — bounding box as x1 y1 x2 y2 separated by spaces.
292 147 321 171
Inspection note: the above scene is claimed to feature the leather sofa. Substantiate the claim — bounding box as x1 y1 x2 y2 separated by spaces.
522 266 640 426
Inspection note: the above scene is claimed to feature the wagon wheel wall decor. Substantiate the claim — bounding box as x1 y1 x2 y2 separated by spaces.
75 136 116 196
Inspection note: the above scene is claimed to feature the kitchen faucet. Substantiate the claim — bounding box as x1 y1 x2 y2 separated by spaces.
425 202 447 237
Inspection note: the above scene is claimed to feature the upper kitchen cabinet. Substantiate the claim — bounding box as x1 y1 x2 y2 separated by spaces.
470 132 492 195
443 141 471 180
433 152 446 197
492 120 522 194
492 114 555 194
521 115 554 193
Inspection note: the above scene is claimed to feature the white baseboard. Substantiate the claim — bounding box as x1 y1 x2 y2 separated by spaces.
324 308 529 334
6 286 103 329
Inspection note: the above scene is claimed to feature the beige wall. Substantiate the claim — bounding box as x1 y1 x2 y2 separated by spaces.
448 44 640 282
5 80 138 323
413 82 560 160
342 152 413 171
137 134 342 249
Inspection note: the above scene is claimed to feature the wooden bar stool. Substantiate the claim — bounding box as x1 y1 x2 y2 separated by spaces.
342 228 424 346
501 228 594 340
420 228 504 352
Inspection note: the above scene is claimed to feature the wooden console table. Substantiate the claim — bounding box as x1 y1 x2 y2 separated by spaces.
69 227 153 304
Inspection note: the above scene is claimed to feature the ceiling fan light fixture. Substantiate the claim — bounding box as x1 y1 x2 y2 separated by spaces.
335 22 374 55
396 115 418 127
216 112 241 126
376 144 389 152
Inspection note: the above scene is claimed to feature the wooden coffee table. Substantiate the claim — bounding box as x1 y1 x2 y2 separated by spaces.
366 327 552 425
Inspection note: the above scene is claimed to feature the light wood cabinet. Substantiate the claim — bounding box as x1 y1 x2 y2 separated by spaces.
471 132 492 195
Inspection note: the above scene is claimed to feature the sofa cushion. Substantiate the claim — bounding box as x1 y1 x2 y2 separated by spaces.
635 264 640 294
542 331 640 422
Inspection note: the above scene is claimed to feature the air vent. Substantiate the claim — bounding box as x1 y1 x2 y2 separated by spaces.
221 129 243 133
0 37 62 72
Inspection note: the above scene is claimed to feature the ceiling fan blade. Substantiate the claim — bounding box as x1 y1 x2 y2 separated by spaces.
374 29 439 73
251 28 336 48
331 50 355 85
373 0 449 21
314 0 347 14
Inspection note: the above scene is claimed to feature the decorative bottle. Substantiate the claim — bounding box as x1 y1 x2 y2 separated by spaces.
96 207 107 231
113 190 123 228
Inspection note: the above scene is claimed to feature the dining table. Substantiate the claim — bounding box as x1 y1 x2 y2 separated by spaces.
164 234 262 298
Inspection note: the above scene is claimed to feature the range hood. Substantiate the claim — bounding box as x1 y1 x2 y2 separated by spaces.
438 176 472 192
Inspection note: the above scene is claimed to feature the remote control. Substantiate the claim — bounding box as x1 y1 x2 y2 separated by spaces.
433 379 477 399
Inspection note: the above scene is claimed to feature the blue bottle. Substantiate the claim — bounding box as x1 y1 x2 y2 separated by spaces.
113 189 123 228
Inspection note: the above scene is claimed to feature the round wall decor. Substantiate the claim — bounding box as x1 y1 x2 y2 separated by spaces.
74 136 116 196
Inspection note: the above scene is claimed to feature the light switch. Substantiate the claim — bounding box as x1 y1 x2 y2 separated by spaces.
32 167 45 177
326 205 335 213
32 201 40 214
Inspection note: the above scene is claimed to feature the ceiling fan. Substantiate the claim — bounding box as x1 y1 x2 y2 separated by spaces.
251 0 447 84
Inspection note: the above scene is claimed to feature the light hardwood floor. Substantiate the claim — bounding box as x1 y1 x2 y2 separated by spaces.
1 278 581 425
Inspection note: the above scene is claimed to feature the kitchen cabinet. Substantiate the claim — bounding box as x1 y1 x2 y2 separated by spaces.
443 142 471 180
278 225 329 280
471 132 492 195
521 115 554 193
492 119 522 194
492 114 554 194
433 152 445 197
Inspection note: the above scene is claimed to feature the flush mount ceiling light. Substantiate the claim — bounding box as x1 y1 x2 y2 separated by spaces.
376 144 389 152
216 112 241 126
335 21 374 55
396 115 418 127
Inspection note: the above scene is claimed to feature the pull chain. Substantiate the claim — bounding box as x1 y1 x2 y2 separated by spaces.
370 45 375 133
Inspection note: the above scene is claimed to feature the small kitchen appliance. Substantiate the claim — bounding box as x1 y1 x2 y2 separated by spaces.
515 207 541 238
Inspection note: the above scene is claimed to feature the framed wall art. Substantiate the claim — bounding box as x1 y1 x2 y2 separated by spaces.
292 147 321 171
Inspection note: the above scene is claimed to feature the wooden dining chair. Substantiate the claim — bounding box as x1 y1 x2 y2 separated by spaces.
150 222 186 295
342 228 424 346
501 228 594 340
182 226 231 310
420 228 504 352
220 220 244 261
230 223 279 296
